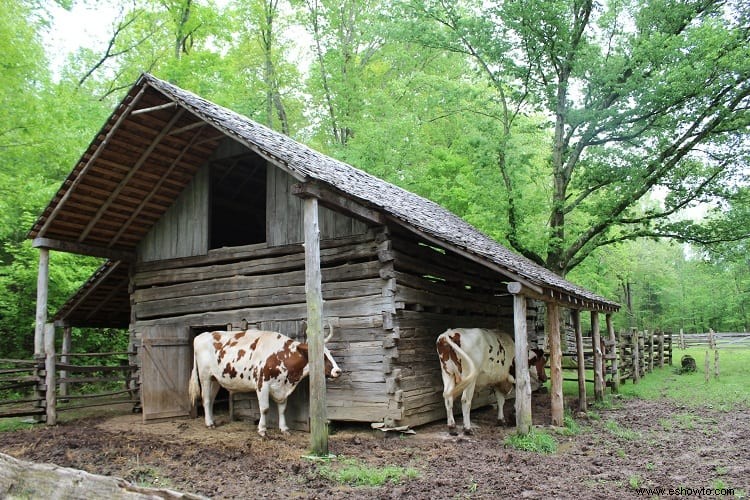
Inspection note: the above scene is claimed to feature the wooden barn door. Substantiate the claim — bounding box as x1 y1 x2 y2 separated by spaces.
140 326 193 421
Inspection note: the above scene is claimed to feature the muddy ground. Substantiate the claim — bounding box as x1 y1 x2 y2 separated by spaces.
1 394 748 499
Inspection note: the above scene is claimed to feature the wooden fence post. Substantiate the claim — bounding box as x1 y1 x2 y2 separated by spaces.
607 314 618 394
591 311 604 402
547 301 564 427
572 309 586 413
658 331 665 369
647 330 654 373
60 326 72 399
632 330 640 384
44 323 56 426
679 328 685 350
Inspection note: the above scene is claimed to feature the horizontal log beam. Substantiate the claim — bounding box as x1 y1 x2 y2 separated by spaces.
292 182 385 225
32 237 136 261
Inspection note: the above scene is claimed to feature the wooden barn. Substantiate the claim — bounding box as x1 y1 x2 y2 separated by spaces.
28 74 619 432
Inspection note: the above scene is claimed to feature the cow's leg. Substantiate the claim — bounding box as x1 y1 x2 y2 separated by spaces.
202 378 220 428
441 373 458 435
494 387 508 426
276 398 289 435
256 387 271 437
461 382 477 435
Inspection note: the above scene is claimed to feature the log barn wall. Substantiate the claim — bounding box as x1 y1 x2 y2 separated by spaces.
129 138 542 428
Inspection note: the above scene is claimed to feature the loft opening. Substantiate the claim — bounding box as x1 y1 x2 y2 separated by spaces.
209 153 267 248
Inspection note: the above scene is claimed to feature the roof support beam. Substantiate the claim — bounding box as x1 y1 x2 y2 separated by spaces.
108 123 206 248
292 182 385 225
33 237 136 261
55 261 124 323
35 85 148 239
78 108 186 243
131 101 177 115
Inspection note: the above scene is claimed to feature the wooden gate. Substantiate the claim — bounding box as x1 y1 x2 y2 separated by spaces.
140 326 193 421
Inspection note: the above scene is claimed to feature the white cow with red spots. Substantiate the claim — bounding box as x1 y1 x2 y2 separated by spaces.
436 328 547 435
189 329 341 437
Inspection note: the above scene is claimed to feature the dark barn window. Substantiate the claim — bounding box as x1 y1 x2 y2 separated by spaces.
209 154 267 248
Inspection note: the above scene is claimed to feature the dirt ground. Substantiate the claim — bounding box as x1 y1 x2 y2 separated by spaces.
1 394 748 499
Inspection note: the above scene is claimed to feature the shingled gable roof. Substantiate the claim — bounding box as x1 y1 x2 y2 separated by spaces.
31 73 619 324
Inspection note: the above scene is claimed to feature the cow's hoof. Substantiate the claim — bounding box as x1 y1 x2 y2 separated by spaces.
448 426 458 436
281 429 290 436
463 427 474 436
207 423 216 429
258 430 267 438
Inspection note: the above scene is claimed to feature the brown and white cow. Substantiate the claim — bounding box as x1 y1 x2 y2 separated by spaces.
189 328 341 437
436 328 547 435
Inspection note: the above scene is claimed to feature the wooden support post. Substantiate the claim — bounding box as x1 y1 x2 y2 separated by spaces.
508 288 533 434
632 330 640 384
658 331 665 369
647 329 654 372
607 314 619 394
572 309 586 413
508 283 532 433
547 301 564 427
591 311 604 402
60 326 72 398
44 323 57 426
34 248 50 357
303 197 328 456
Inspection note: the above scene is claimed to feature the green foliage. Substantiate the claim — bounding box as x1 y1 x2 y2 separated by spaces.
504 429 557 453
316 457 420 486
0 418 36 433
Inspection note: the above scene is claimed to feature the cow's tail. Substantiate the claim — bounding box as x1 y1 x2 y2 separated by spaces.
440 332 477 398
188 353 201 405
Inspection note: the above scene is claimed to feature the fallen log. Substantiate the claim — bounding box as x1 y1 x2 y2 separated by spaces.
0 452 207 500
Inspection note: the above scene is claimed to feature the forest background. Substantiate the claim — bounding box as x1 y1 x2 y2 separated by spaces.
1 0 748 359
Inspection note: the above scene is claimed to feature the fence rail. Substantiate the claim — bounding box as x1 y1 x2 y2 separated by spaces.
677 331 750 349
0 332 139 422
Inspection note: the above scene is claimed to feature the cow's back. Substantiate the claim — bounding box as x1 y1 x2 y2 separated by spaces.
470 329 514 387
193 330 289 392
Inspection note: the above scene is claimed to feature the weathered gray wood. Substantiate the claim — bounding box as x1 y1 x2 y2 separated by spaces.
0 452 207 499
572 309 586 412
547 301 564 426
140 327 193 421
138 165 209 262
304 197 328 456
591 311 604 401
512 288 532 434
44 323 56 426
607 313 619 393
60 326 72 398
34 248 49 357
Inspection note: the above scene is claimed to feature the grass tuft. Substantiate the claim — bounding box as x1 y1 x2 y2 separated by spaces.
317 457 419 486
504 429 557 453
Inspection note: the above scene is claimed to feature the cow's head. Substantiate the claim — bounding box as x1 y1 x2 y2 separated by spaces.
296 343 342 379
528 348 548 390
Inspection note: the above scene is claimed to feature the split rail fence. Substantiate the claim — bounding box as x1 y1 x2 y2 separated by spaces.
0 326 138 423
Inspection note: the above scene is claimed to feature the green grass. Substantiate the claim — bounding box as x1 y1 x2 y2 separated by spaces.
504 429 557 453
316 457 419 487
0 418 37 432
616 347 750 410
